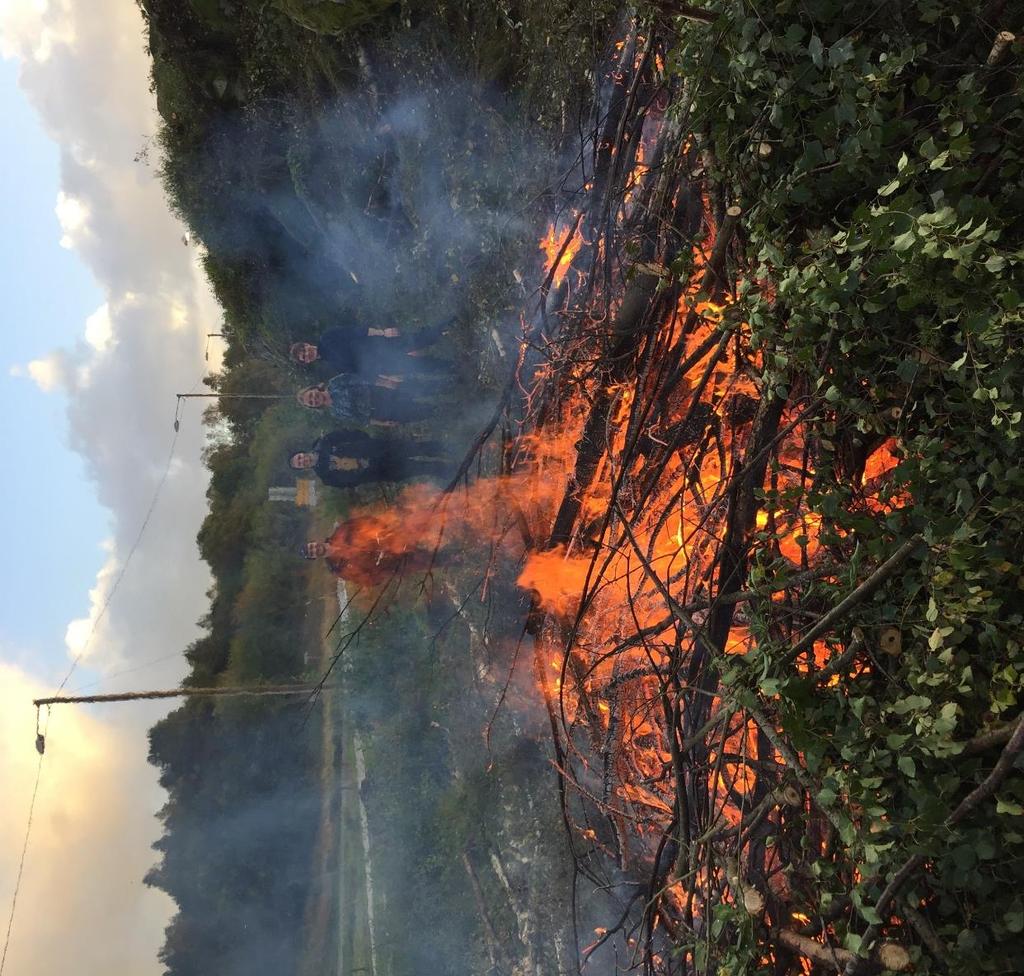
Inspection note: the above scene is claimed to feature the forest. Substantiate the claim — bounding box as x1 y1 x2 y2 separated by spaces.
139 2 1024 975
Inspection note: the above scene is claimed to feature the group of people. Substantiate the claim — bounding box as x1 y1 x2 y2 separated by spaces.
293 319 450 426
288 319 454 579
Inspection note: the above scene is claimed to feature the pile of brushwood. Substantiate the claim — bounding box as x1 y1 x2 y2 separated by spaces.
137 0 1024 973
466 2 1024 974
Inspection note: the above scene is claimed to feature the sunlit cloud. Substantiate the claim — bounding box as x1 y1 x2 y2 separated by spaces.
84 302 113 350
0 0 76 62
55 188 90 249
0 661 175 976
25 352 65 391
63 540 117 667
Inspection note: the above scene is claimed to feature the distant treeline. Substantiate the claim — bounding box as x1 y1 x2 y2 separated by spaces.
146 697 321 976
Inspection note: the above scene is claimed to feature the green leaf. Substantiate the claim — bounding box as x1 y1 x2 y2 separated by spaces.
1005 902 1024 933
860 904 882 924
808 34 824 69
893 230 916 252
986 255 1007 273
828 38 854 67
898 756 917 778
878 179 901 197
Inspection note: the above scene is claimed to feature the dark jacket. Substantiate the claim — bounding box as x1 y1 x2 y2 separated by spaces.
312 430 388 488
311 429 447 488
317 326 450 380
325 374 445 425
316 327 388 376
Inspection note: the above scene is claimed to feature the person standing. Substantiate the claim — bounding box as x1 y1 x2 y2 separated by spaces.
290 429 448 488
289 315 452 377
301 521 445 588
296 371 446 425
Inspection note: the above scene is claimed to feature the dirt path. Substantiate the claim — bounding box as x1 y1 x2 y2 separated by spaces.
298 572 344 976
299 564 381 976
352 729 379 975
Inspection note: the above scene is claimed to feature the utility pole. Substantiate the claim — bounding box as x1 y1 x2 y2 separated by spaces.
32 684 330 751
176 392 288 401
204 332 224 361
173 391 290 429
33 683 325 708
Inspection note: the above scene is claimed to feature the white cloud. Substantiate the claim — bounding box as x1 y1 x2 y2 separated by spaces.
25 352 64 391
0 662 176 976
54 188 89 249
83 302 113 350
0 0 51 61
63 539 116 665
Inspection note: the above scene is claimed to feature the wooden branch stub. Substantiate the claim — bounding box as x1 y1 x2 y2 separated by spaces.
699 205 742 296
879 626 902 657
743 886 767 915
778 784 803 807
778 929 913 972
777 928 855 970
986 31 1016 66
878 942 913 972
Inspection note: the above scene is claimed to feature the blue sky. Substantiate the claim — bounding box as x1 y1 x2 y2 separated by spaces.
0 55 106 681
1 4 218 969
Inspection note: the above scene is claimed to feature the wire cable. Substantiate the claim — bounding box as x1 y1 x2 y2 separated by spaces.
0 749 45 976
54 423 180 695
4 383 200 975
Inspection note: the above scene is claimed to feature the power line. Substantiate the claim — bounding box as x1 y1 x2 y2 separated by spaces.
3 412 184 975
54 423 180 696
0 748 45 976
67 650 187 696
6 372 223 973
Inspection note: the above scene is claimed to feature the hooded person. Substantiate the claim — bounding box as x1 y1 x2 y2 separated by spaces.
290 429 449 489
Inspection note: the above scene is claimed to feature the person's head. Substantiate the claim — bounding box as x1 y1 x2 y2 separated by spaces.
297 386 330 409
300 541 327 560
290 451 317 470
290 342 319 364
